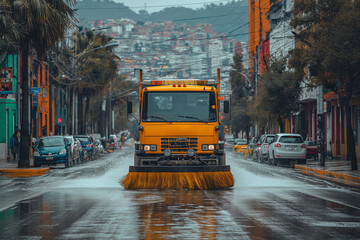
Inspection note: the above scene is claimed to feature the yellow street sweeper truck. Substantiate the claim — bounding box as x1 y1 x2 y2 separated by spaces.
121 69 234 190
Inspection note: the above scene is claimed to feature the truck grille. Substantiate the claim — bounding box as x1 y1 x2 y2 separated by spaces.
161 138 198 152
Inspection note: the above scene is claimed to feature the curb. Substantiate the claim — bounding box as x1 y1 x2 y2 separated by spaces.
0 167 50 178
295 164 360 187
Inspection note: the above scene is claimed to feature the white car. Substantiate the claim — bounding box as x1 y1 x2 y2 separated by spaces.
268 133 307 166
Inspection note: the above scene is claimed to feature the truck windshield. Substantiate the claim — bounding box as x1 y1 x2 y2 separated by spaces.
142 91 217 122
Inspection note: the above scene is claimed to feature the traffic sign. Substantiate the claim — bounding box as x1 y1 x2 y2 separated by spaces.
31 87 41 94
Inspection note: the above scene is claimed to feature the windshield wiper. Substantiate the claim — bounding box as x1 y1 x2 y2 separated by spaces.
146 115 172 123
177 115 208 123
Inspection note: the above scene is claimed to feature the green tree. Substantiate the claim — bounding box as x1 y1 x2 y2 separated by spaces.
3 0 76 168
260 56 300 133
74 31 118 134
290 0 360 170
51 31 120 135
229 53 252 141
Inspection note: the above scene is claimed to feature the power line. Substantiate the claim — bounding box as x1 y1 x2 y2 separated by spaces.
77 0 246 10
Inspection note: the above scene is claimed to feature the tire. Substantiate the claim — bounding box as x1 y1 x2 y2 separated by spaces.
218 154 226 165
272 153 278 166
65 155 71 168
298 159 306 164
134 154 141 166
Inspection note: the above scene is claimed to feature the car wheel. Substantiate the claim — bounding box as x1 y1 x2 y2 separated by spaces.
272 153 277 166
65 159 69 168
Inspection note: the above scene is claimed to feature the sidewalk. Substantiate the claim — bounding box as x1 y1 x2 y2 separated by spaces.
295 159 360 187
0 157 49 178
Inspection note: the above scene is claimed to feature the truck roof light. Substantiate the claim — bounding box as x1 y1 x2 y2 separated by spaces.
144 88 148 91
197 80 208 85
183 84 186 87
151 81 162 85
178 84 181 87
173 84 176 87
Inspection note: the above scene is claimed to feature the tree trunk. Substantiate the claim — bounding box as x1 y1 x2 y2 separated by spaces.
78 92 83 134
344 96 358 170
277 116 284 133
18 39 30 168
85 96 90 134
68 87 73 134
246 128 250 144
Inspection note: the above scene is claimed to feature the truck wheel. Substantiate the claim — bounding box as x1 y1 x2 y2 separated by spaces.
134 154 141 166
218 154 226 165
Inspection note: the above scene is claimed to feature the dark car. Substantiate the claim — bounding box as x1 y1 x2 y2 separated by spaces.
74 135 94 160
34 136 72 167
304 141 318 160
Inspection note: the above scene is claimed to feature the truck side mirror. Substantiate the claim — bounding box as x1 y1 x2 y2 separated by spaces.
224 100 230 113
127 101 132 114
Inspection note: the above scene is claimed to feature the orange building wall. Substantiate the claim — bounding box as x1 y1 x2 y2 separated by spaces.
30 59 53 139
248 0 271 71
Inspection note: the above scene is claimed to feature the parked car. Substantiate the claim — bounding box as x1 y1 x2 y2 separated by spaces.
224 138 235 150
64 136 82 165
224 135 235 150
268 133 307 166
108 134 117 150
94 139 105 155
304 140 318 160
233 139 252 157
254 134 276 163
34 136 72 168
74 135 94 160
249 137 259 157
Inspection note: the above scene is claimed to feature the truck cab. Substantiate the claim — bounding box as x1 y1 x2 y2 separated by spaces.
129 74 229 167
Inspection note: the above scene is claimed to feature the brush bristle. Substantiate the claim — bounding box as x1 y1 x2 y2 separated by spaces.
121 171 234 190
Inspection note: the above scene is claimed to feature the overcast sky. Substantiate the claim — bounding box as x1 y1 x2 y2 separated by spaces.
114 0 239 13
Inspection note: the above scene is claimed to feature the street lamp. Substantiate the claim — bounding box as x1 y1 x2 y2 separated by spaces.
68 42 118 135
76 42 118 59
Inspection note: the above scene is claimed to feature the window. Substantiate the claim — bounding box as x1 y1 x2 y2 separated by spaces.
279 136 303 144
142 91 217 122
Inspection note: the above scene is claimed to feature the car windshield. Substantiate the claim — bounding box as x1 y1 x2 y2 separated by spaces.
65 137 73 143
76 137 90 143
266 136 275 143
279 136 303 143
38 137 64 147
236 140 247 145
142 91 217 122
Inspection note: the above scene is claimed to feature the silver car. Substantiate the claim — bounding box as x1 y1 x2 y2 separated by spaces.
268 133 307 166
64 136 82 165
254 134 276 163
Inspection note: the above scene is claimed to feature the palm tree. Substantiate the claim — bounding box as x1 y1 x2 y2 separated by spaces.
3 0 76 167
74 31 118 134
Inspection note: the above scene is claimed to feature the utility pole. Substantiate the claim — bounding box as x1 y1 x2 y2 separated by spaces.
317 86 325 166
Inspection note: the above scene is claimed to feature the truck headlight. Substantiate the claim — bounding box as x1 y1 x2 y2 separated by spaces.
202 145 215 151
144 145 157 151
34 151 40 157
59 149 67 155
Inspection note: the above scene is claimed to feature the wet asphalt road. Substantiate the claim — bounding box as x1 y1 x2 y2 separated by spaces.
0 146 360 240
